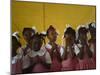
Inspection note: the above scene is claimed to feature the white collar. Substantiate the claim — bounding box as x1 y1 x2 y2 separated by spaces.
11 56 18 64
45 43 52 49
74 44 80 55
29 47 46 57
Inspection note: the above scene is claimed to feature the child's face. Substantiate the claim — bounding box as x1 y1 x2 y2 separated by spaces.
47 30 57 42
31 37 43 51
23 30 33 43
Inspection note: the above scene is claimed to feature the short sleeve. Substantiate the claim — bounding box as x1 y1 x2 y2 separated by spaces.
74 44 80 55
16 47 23 59
60 47 64 57
45 51 52 64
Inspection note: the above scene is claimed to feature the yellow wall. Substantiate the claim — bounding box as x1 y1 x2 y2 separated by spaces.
12 1 96 45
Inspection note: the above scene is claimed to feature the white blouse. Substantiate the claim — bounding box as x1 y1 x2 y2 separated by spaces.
28 47 52 64
45 43 64 57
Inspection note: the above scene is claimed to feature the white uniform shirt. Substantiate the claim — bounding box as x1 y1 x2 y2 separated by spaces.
28 47 52 64
44 43 64 57
17 45 31 69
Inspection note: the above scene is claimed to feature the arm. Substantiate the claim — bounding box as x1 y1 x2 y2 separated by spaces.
43 52 51 69
62 48 68 60
38 51 51 69
77 47 84 59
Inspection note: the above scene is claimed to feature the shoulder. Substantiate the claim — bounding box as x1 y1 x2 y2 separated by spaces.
11 55 21 64
45 44 52 49
40 46 48 54
16 45 26 54
43 44 52 53
17 45 27 52
56 44 64 52
73 44 80 55
77 43 83 48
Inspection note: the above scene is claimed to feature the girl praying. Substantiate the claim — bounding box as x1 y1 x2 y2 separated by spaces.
44 25 63 72
62 27 79 71
28 33 52 73
77 26 94 70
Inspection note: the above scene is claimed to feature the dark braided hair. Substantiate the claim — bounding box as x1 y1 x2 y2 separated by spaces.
22 28 35 36
63 27 76 60
64 27 76 39
30 32 46 48
12 36 21 57
46 25 56 36
78 27 88 38
77 27 93 59
31 33 45 42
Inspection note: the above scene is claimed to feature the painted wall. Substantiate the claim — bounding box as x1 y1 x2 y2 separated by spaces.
12 0 96 45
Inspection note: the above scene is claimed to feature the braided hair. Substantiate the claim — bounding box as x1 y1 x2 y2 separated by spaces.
12 36 21 57
77 27 92 59
30 33 45 51
64 27 76 39
63 27 76 60
88 22 96 40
